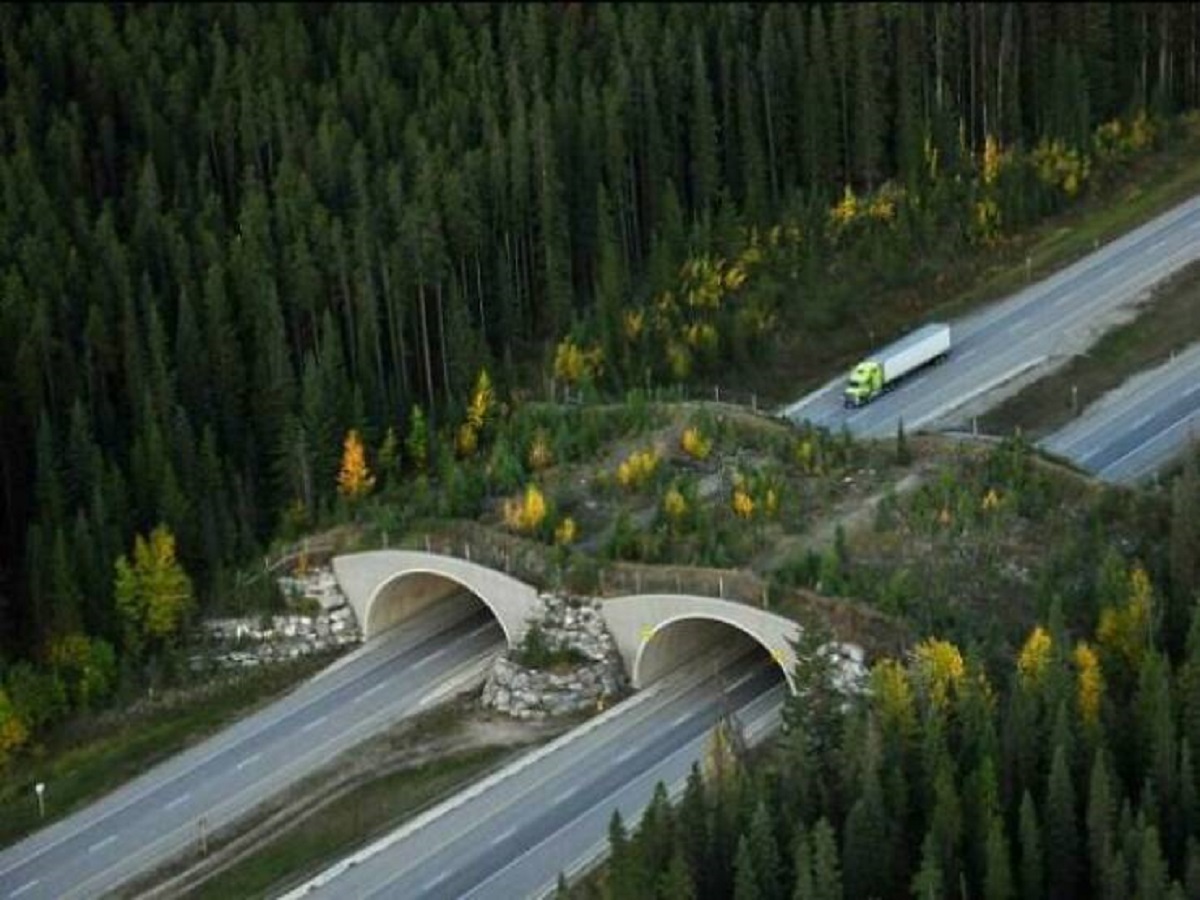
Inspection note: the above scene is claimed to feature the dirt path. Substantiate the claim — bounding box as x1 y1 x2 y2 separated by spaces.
756 469 927 573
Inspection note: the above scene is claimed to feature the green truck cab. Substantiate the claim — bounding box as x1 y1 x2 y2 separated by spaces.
843 323 952 409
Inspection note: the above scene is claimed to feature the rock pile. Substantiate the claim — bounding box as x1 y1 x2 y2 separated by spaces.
481 594 627 719
190 566 361 672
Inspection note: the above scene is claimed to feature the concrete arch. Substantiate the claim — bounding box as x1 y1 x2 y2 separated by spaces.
635 612 795 691
331 550 541 646
600 594 805 693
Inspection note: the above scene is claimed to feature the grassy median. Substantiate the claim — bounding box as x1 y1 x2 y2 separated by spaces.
0 654 336 850
181 744 516 900
979 259 1200 439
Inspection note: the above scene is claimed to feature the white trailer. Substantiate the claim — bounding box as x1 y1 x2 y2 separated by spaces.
844 323 952 407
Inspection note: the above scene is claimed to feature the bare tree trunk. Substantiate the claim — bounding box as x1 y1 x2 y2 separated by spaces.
379 255 409 403
474 253 487 346
935 5 945 113
418 283 435 411
1160 2 1172 104
437 280 451 405
997 3 1013 142
761 54 779 205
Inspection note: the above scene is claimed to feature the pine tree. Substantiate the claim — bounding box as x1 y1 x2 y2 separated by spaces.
1019 790 1044 900
733 835 762 900
984 813 1015 900
809 818 842 900
688 34 719 218
658 847 697 900
1137 822 1170 900
791 825 814 900
910 828 944 900
843 756 889 899
1045 741 1080 900
851 1 886 189
747 798 783 900
1088 749 1116 897
1182 602 1200 764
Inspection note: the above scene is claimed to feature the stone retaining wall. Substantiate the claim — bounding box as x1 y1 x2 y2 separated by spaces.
481 594 627 719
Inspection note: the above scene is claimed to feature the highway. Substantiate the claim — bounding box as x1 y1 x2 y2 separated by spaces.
1041 341 1200 483
282 647 786 900
0 596 504 900
781 193 1200 445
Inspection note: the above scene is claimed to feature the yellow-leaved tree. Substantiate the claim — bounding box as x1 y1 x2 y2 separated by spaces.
503 484 548 534
1017 626 1053 688
1097 563 1154 675
870 658 917 743
1073 641 1104 729
114 525 194 657
912 638 966 713
337 429 375 501
0 685 29 770
458 369 497 458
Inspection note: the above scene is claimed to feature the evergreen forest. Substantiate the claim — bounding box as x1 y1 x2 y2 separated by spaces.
3 1 1200 821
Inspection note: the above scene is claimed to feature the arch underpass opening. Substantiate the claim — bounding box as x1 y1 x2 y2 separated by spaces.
364 569 514 645
632 616 794 692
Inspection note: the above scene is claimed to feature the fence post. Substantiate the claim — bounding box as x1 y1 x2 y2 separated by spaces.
465 543 471 562
751 393 757 412
424 534 431 553
504 549 511 573
382 531 388 548
599 568 605 594
719 576 725 598
675 574 682 593
714 385 720 403
762 584 769 609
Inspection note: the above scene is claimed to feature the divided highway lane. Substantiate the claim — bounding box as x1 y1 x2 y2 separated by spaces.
286 649 785 900
0 597 504 900
1042 342 1200 483
781 193 1200 440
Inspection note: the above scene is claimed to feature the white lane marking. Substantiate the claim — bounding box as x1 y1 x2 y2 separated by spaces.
421 872 449 892
728 669 759 693
616 746 638 763
1132 413 1154 431
163 792 191 811
300 714 328 733
428 647 448 661
88 835 117 854
488 825 518 847
8 879 40 898
354 682 387 704
467 621 497 639
672 713 692 729
236 752 262 771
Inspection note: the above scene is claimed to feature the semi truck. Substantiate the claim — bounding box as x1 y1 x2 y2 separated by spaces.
843 323 951 408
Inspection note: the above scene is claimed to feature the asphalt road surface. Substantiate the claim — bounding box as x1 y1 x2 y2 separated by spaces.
284 646 786 900
781 193 1200 444
0 596 503 900
1041 341 1200 483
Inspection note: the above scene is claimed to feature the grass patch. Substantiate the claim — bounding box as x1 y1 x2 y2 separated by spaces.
979 259 1200 439
0 654 336 850
183 745 517 900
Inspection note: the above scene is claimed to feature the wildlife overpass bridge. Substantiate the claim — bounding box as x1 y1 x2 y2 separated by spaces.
332 550 863 694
